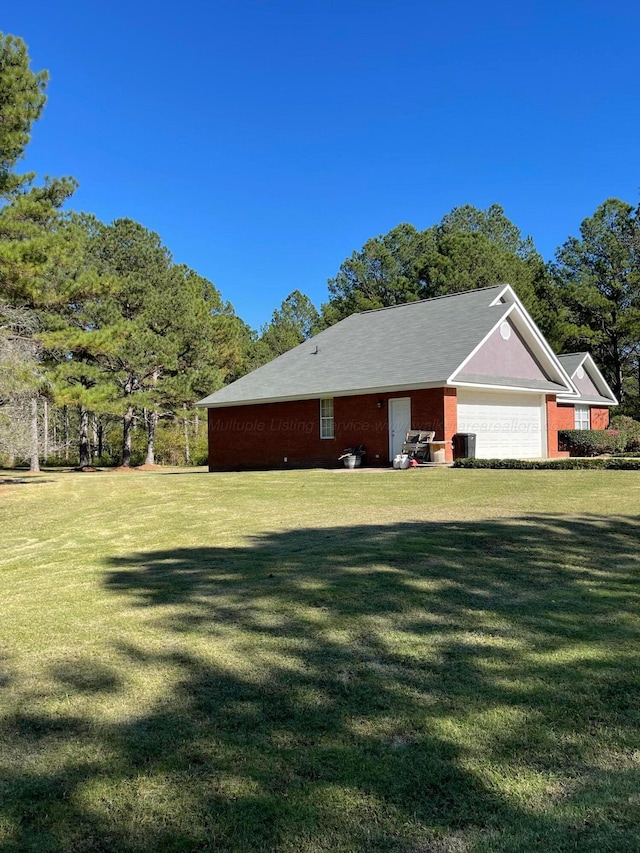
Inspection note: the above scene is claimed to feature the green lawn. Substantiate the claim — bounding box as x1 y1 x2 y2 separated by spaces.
1 466 639 852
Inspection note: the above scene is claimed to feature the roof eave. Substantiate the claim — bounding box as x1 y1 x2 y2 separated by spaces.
556 394 618 407
197 380 449 409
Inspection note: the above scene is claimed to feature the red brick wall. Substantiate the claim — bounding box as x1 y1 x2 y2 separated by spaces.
590 407 610 429
411 388 455 439
555 403 611 431
556 404 576 431
207 388 454 471
546 400 612 456
546 396 570 458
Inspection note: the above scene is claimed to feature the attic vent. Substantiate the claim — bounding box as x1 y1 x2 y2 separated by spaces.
499 322 511 341
577 365 584 379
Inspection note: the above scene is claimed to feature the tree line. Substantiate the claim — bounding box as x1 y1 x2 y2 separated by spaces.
1 32 639 470
318 203 640 411
249 200 640 422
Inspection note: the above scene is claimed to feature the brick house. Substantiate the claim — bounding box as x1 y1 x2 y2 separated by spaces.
197 285 617 470
555 353 617 431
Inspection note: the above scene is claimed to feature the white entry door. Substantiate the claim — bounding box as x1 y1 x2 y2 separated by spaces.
388 397 411 461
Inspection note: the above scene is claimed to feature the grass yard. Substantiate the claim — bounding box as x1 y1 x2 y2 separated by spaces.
1 466 639 852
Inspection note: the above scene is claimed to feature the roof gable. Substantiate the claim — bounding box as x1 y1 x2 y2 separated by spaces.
574 366 601 397
448 287 574 394
197 285 575 408
456 318 551 383
556 353 618 406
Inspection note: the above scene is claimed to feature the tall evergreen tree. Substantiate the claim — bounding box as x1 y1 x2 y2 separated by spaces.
49 217 247 466
258 290 322 361
0 32 47 199
322 206 564 349
0 31 76 467
141 263 245 464
39 214 120 466
86 218 173 466
324 223 428 324
553 198 640 408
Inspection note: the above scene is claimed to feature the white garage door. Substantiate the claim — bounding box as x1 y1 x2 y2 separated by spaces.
456 389 546 459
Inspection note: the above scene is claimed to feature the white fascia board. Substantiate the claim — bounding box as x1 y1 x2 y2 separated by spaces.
490 283 517 306
501 295 578 394
572 352 589 373
510 313 577 393
499 292 577 393
447 302 512 384
583 354 618 403
197 381 447 409
555 352 589 398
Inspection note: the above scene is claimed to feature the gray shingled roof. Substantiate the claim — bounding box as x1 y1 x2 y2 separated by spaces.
197 286 571 408
557 353 587 377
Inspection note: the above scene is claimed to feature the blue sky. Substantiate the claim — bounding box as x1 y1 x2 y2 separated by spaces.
4 0 639 330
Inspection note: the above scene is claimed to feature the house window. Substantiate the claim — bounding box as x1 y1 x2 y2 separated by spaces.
320 398 334 439
575 405 590 430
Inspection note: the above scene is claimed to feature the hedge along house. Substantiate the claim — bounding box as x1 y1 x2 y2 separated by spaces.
556 353 618 431
196 285 617 470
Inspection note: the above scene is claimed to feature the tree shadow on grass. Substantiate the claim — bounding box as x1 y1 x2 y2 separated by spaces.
0 477 56 487
1 515 640 852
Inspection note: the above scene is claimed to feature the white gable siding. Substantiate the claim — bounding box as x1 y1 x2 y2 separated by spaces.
459 320 550 382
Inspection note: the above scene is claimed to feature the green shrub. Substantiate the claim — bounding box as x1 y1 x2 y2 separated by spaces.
610 415 640 451
452 457 640 470
154 418 208 466
558 429 626 457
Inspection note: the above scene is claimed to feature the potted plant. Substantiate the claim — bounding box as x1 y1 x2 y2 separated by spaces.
338 445 366 468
